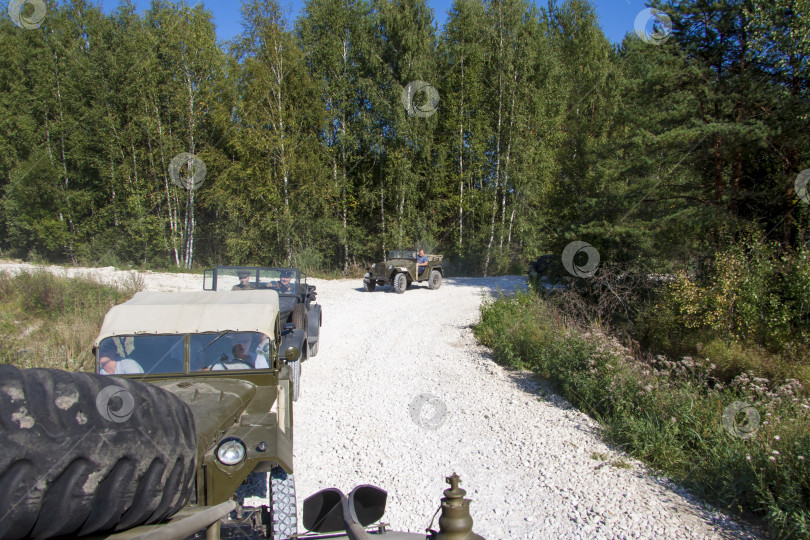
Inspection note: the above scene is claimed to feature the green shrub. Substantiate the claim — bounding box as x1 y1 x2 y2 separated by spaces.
475 292 810 539
292 247 325 274
0 270 141 372
664 235 808 350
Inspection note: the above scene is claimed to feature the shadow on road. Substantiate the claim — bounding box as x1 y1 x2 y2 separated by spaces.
444 276 528 296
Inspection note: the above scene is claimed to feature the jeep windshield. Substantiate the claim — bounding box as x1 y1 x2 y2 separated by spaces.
97 331 274 375
388 250 416 259
219 267 305 295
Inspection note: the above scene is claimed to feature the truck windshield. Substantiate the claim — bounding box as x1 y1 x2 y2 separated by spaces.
388 250 416 259
97 335 184 375
191 331 273 372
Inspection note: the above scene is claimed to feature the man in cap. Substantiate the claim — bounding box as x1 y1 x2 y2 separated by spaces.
232 270 255 290
270 270 294 293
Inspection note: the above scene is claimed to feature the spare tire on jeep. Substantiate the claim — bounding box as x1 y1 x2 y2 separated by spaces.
0 365 197 539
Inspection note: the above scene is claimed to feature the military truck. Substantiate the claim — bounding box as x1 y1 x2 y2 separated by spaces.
204 266 322 360
0 290 300 540
364 250 443 294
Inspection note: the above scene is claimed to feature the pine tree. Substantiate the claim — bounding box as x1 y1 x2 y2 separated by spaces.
297 0 377 269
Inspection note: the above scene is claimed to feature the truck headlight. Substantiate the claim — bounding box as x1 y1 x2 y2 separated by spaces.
216 438 246 465
388 265 393 270
371 263 376 269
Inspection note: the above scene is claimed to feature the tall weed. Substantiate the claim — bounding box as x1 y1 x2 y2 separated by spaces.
0 270 142 372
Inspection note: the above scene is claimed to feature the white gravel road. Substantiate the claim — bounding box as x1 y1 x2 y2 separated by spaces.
0 261 758 539
292 276 757 540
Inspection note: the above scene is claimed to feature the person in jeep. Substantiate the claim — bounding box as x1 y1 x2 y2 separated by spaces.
232 270 255 290
98 340 144 375
203 332 270 371
271 270 294 293
417 249 429 277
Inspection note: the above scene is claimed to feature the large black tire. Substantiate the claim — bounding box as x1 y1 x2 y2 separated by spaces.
0 365 197 540
428 270 442 290
292 303 308 336
363 279 376 292
270 467 297 540
393 273 407 294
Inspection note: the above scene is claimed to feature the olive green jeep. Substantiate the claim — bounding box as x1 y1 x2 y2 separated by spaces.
204 266 322 361
364 250 443 294
0 290 300 540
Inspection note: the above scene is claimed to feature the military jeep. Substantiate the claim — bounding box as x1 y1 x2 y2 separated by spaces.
0 290 300 540
204 266 322 361
364 250 443 294
203 266 322 402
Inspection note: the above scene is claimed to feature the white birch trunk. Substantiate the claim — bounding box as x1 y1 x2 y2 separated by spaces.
54 54 76 263
130 145 147 262
183 63 196 270
499 72 516 250
507 204 516 244
380 164 386 257
155 99 180 268
458 58 465 249
272 36 292 264
339 40 350 271
484 4 504 277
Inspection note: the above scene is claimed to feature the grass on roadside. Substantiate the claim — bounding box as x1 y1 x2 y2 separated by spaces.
474 291 810 539
0 270 142 372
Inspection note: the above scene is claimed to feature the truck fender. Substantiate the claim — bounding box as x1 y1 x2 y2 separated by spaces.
280 328 307 360
307 305 322 344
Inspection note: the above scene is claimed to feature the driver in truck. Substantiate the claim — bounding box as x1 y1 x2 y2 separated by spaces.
417 249 429 277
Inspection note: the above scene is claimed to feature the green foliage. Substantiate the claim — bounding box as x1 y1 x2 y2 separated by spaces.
0 0 808 277
647 232 810 354
476 292 810 538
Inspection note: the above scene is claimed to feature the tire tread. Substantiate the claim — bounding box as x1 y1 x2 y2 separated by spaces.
0 365 197 539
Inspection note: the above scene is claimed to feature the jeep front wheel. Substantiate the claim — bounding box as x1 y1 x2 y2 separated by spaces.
393 273 407 294
290 357 301 402
269 466 297 540
363 279 376 292
292 303 308 335
428 270 442 290
0 365 196 540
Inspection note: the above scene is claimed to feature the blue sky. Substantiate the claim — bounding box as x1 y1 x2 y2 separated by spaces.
99 0 648 44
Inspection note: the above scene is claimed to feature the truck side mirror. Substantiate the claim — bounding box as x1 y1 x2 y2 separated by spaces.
348 485 387 527
303 488 344 533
